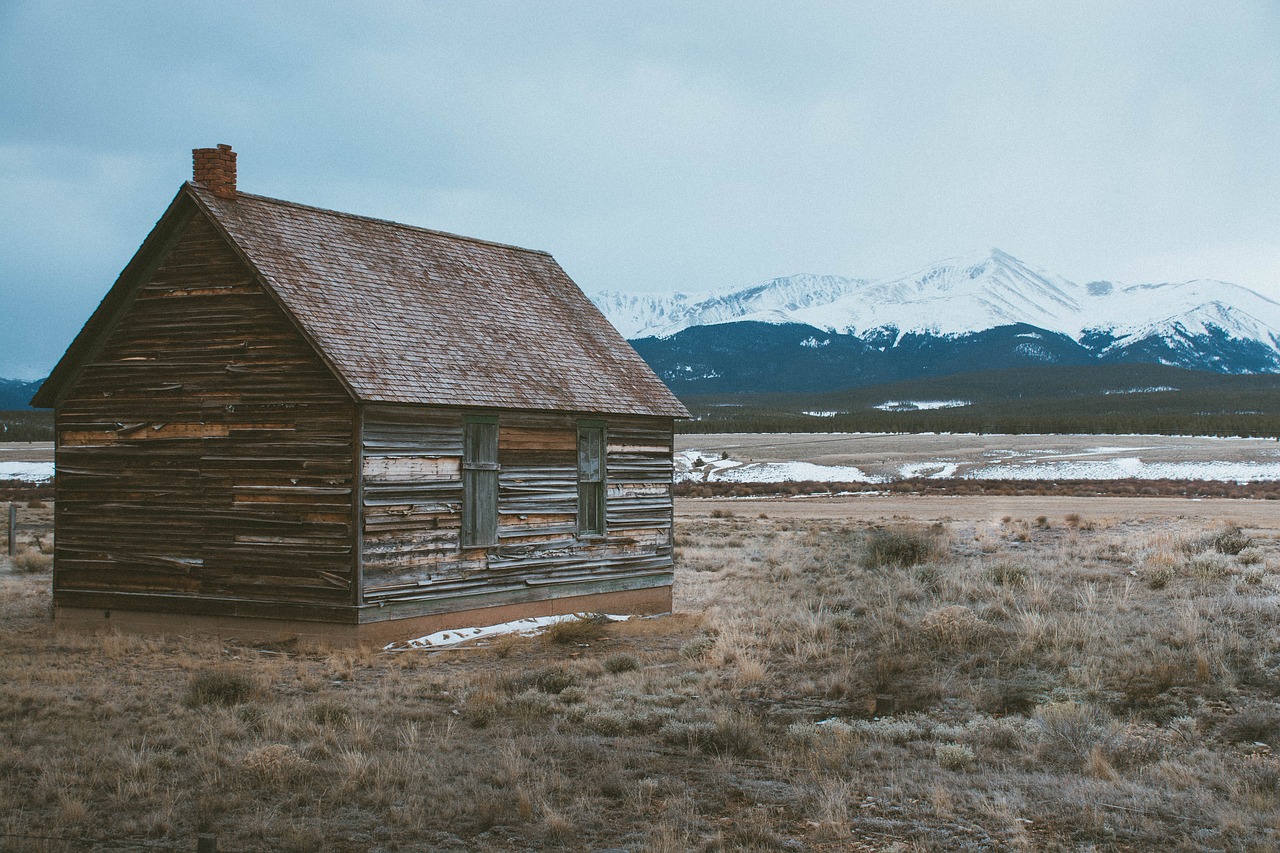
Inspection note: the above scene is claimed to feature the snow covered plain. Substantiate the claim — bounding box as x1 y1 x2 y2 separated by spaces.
0 461 53 482
676 433 1280 484
0 443 54 482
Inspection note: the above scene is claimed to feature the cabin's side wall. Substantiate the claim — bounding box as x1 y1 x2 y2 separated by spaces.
360 405 674 608
54 213 357 611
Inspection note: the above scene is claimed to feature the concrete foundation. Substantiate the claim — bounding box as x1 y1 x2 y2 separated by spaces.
54 584 673 647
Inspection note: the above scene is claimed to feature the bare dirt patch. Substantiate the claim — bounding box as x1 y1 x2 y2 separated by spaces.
680 493 1280 532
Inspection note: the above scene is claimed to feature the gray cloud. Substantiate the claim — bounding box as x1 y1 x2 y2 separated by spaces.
3 0 1279 378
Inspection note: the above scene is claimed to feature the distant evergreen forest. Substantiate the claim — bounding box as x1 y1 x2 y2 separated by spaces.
7 365 1280 442
679 364 1280 438
0 410 54 441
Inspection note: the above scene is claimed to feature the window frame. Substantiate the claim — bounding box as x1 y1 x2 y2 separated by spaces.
461 415 499 548
576 420 607 538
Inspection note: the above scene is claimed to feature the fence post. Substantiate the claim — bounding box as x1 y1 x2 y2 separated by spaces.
197 834 217 853
6 503 14 557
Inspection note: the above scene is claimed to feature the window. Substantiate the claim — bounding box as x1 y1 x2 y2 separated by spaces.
577 422 606 536
462 416 499 547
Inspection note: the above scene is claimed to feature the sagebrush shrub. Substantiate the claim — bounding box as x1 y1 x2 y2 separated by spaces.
1188 552 1231 580
1035 703 1120 768
1211 525 1252 555
507 665 579 695
11 548 51 574
935 742 976 770
604 653 640 674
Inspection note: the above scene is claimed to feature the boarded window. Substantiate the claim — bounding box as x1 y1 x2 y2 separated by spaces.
462 417 499 547
577 423 605 536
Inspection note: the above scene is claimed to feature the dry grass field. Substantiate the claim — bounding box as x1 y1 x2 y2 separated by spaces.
3 497 1280 851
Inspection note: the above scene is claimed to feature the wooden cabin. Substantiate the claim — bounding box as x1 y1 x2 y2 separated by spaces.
32 145 689 644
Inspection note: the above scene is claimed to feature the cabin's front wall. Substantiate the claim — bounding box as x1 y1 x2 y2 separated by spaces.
360 404 674 614
54 214 357 615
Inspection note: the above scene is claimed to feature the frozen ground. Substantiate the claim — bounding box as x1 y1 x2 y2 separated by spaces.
677 432 1280 484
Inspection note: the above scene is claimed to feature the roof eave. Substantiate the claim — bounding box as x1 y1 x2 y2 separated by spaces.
31 188 199 409
181 183 361 404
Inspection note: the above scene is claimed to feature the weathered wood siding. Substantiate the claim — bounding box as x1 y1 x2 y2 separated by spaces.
361 406 674 602
55 213 357 606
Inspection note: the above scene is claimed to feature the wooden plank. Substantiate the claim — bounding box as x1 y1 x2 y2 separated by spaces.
53 214 357 607
499 426 576 452
363 455 461 482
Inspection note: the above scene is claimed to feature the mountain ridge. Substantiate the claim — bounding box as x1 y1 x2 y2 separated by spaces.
592 249 1280 346
593 249 1280 393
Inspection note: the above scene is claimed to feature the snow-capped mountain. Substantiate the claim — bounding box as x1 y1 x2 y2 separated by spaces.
593 273 867 339
592 249 1280 393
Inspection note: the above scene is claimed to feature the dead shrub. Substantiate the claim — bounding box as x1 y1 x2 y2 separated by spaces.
11 547 51 574
1035 703 1120 769
1183 524 1252 556
1187 551 1231 580
543 614 609 645
979 671 1050 715
1221 705 1280 744
604 653 640 674
863 525 945 569
988 560 1029 587
489 632 525 658
1142 552 1180 589
506 665 580 695
660 714 764 758
241 744 309 786
306 700 351 726
1210 525 1252 555
1237 547 1265 566
920 605 987 649
185 667 259 707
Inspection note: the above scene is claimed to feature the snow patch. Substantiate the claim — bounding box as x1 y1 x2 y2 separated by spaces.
386 613 635 651
968 459 1280 482
802 411 840 418
874 400 971 411
708 461 882 484
898 462 960 479
0 462 53 482
1102 386 1178 395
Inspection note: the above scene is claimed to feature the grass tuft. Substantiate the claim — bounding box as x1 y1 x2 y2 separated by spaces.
185 667 259 707
863 524 945 569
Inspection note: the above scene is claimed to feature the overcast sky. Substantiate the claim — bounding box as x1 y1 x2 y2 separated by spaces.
3 1 1280 379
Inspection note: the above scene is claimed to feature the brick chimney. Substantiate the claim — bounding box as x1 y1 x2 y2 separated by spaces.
192 144 237 198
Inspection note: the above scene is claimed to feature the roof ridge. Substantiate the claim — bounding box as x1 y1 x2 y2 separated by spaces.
185 182 554 258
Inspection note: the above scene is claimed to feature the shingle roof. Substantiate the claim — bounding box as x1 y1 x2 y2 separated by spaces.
187 184 688 418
